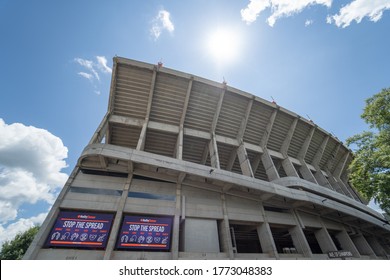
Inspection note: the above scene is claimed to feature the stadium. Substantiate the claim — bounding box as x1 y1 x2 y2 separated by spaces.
25 57 390 260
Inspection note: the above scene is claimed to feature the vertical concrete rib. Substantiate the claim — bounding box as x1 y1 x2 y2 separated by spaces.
315 218 338 254
176 78 193 160
335 228 361 258
280 118 299 177
297 126 317 183
237 143 254 177
171 180 183 259
237 98 253 142
351 232 377 258
289 210 313 258
258 202 279 259
221 194 234 259
209 133 220 169
136 69 157 151
281 118 298 156
312 136 334 189
103 173 133 259
23 166 80 260
260 108 277 148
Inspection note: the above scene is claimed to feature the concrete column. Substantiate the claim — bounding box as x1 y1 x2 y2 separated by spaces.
103 174 133 260
171 183 182 259
209 133 220 169
23 167 80 259
289 226 313 257
351 233 377 258
261 148 280 181
220 194 234 259
365 236 388 257
314 228 337 254
299 162 318 184
335 229 361 258
289 210 313 258
260 109 277 148
312 169 333 189
257 223 279 258
176 128 183 160
258 202 279 258
282 158 299 177
237 143 254 177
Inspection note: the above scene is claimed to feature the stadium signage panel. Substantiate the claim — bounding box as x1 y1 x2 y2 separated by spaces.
45 211 114 249
327 251 353 258
116 215 173 250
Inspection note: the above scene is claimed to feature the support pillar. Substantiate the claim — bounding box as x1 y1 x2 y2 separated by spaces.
335 229 361 258
351 233 377 258
261 148 279 181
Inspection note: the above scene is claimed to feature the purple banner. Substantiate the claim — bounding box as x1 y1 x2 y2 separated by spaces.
45 211 114 249
116 216 173 250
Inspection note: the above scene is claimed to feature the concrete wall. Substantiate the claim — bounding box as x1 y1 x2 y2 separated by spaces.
180 218 220 253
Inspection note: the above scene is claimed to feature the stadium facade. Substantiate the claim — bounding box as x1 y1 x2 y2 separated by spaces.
25 57 390 260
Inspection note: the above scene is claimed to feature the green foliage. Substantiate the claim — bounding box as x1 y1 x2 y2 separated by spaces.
347 88 390 215
0 225 40 260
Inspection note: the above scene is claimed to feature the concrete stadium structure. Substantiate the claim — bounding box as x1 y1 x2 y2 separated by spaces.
25 57 390 260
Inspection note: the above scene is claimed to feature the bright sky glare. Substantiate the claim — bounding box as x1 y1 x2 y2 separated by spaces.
0 0 390 246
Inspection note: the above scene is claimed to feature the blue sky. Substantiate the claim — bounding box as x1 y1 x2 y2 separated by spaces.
0 0 389 245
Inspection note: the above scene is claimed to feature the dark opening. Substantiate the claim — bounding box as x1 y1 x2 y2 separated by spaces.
328 231 343 250
270 227 296 254
303 229 323 254
230 224 262 253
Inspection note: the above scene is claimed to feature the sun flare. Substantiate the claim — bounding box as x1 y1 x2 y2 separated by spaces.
206 27 242 65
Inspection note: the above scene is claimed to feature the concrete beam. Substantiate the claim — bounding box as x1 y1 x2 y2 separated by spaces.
109 114 144 128
89 112 110 145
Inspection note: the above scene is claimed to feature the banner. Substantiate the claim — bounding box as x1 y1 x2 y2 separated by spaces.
45 211 114 249
116 216 173 250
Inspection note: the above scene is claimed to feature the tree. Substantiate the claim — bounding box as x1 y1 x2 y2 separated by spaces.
346 88 390 215
0 225 40 260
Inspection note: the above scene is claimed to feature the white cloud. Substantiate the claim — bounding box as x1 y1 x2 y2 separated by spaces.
0 212 47 247
77 72 93 81
74 58 100 81
241 0 271 25
96 56 112 74
241 0 332 26
305 19 314 26
151 9 175 40
0 118 68 244
328 0 390 28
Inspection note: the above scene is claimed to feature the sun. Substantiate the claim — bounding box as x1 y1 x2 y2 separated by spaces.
206 27 242 65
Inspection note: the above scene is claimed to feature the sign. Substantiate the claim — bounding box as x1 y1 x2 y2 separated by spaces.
327 251 353 258
116 215 173 250
45 211 114 249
